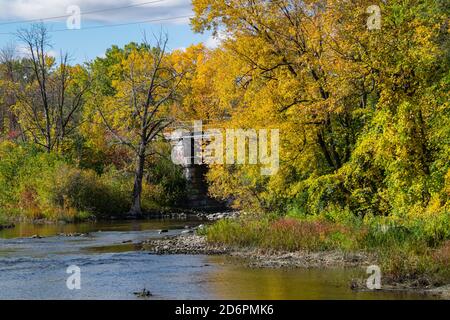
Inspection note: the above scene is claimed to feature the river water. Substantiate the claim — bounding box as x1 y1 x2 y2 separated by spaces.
0 219 432 300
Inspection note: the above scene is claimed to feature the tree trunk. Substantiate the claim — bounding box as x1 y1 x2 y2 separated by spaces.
44 108 51 153
129 146 146 216
0 107 4 135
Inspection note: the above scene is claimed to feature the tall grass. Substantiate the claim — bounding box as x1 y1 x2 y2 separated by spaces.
204 210 450 284
206 217 361 251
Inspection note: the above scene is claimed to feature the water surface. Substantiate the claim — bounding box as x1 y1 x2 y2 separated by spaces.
0 220 433 300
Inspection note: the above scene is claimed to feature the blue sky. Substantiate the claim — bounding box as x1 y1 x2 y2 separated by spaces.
0 0 215 64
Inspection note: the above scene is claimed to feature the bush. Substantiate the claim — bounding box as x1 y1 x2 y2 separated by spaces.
0 141 187 220
433 241 450 267
12 160 131 220
0 211 9 227
145 155 186 206
0 142 125 220
50 165 130 218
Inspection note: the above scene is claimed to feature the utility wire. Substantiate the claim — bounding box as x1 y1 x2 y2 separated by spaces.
0 14 194 35
0 0 167 26
51 15 193 33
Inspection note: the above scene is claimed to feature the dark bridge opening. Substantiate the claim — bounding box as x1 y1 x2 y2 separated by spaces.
183 163 226 211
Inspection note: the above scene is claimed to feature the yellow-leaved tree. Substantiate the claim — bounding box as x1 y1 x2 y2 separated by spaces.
95 35 186 215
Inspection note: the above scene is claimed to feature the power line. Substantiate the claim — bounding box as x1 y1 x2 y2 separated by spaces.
0 15 194 36
0 0 167 26
54 15 193 32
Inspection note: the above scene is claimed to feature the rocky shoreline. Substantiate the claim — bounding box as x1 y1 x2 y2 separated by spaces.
141 233 374 268
141 233 450 299
157 210 240 221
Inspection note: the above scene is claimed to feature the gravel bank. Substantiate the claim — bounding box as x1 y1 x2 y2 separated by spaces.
142 234 230 255
141 234 373 268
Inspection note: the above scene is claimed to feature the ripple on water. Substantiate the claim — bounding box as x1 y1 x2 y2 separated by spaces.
0 220 438 300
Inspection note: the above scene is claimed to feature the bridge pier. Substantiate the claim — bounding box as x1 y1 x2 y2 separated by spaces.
168 129 226 212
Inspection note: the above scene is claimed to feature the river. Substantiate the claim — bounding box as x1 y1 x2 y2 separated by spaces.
0 219 433 300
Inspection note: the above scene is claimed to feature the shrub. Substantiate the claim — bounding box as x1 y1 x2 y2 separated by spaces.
0 211 9 227
0 142 130 220
0 141 187 220
51 165 130 218
145 156 186 206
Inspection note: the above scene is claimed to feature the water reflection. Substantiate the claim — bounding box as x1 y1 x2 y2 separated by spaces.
203 256 433 300
0 219 200 239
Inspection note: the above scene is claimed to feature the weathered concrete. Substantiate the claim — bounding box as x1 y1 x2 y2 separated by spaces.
168 130 227 212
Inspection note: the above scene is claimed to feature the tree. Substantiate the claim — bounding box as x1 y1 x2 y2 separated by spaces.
14 23 89 152
0 43 23 139
192 0 449 215
96 35 185 216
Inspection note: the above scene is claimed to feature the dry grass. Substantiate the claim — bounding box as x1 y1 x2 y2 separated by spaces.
205 217 359 251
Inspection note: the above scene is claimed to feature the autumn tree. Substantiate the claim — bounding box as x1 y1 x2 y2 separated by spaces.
192 0 449 215
0 43 24 139
96 35 185 216
14 23 90 152
170 44 233 121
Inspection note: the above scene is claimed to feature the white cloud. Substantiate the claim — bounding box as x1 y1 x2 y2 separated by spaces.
15 43 58 59
0 0 193 24
172 46 186 52
205 35 220 49
205 30 229 49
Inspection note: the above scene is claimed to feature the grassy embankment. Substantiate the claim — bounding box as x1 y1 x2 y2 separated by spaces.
202 209 450 287
0 141 185 223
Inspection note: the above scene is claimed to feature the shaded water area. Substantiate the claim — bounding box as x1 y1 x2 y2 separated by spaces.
0 219 433 300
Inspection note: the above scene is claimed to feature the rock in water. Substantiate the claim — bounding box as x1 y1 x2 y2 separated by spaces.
58 232 88 237
133 288 152 298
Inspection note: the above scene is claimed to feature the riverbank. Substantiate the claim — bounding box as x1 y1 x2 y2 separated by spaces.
141 233 373 268
141 232 450 299
1 219 432 300
0 210 240 225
